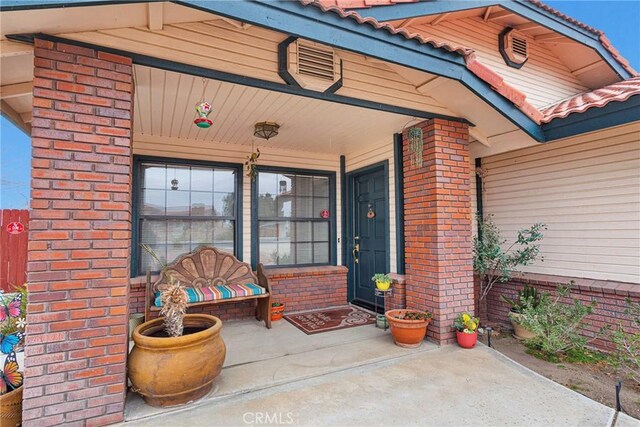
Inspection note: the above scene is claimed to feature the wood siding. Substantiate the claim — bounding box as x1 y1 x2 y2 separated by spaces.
481 122 640 283
409 17 589 108
60 19 454 117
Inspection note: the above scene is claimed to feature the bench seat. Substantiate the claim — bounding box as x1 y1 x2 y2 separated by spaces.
145 246 273 328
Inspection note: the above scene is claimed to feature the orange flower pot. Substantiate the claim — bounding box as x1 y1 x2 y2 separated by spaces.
271 304 285 321
456 330 478 349
385 309 431 348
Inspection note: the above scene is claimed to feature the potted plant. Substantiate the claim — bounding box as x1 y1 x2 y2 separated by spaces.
0 286 27 427
385 309 432 348
271 302 285 321
372 273 392 291
501 284 540 340
128 281 226 407
454 312 479 349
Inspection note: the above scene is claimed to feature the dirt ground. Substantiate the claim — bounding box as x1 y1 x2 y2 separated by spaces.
479 332 640 420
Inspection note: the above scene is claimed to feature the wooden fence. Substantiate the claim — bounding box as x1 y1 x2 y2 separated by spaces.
0 209 29 292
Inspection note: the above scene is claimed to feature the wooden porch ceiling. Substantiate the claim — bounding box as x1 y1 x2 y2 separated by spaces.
133 65 414 155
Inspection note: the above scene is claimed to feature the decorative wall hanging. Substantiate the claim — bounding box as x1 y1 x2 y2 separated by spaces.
193 79 213 129
254 122 280 140
407 127 423 168
367 204 376 219
320 210 330 219
245 143 261 181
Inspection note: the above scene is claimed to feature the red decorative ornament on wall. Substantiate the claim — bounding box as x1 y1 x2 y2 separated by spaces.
320 210 330 219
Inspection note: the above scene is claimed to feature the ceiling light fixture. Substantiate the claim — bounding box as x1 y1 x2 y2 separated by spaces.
254 122 280 140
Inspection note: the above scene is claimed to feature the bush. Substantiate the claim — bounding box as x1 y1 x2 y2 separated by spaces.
607 299 640 385
519 282 596 357
473 215 546 302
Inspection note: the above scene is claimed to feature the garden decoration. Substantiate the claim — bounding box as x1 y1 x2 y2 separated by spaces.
193 79 213 128
271 302 285 322
454 312 479 349
129 246 226 407
245 143 261 181
0 287 27 427
407 126 423 168
385 309 432 348
371 273 392 291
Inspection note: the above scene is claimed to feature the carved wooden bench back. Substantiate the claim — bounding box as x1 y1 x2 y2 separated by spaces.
153 246 258 294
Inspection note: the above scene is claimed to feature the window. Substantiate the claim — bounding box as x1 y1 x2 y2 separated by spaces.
134 158 240 274
255 169 335 266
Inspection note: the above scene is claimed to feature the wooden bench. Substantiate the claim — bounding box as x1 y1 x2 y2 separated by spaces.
145 246 273 328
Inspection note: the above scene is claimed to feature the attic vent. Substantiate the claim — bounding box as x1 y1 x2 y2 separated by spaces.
499 28 529 69
284 38 342 92
297 42 335 81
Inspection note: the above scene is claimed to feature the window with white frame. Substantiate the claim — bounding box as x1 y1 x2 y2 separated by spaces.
256 170 334 266
135 159 239 273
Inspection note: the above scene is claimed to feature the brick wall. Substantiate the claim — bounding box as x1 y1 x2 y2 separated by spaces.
484 274 640 351
130 266 348 320
25 39 133 426
403 118 474 345
384 274 406 312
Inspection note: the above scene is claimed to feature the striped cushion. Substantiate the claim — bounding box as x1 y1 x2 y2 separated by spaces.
154 283 265 307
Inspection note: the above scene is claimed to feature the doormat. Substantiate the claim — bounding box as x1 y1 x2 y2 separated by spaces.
284 306 375 335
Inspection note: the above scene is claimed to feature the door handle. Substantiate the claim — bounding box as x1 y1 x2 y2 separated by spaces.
352 243 360 264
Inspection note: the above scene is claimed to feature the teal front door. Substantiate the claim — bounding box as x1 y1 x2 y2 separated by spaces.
347 163 389 311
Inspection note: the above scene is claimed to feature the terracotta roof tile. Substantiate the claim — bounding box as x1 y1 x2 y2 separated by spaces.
541 77 640 123
316 0 416 8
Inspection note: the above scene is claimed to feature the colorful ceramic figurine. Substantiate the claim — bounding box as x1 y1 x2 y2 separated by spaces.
194 102 213 128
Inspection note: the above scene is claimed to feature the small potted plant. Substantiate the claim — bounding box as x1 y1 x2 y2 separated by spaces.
454 312 479 349
385 309 432 348
501 284 540 340
372 273 392 291
0 286 27 426
271 302 285 321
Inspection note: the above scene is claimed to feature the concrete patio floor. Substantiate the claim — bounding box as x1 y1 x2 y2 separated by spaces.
123 316 638 426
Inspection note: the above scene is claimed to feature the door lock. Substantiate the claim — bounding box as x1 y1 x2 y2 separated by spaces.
353 236 360 264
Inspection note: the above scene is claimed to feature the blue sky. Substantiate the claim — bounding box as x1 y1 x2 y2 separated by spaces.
1 1 639 209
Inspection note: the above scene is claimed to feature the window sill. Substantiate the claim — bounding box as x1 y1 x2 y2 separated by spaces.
265 265 348 278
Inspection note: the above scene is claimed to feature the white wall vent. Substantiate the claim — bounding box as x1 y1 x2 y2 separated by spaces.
499 28 529 69
287 39 341 92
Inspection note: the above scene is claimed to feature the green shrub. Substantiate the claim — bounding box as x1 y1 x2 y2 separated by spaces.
519 282 596 357
501 284 541 314
473 215 546 302
607 299 640 385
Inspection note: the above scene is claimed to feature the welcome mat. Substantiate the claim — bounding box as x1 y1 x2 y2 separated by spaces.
285 306 376 335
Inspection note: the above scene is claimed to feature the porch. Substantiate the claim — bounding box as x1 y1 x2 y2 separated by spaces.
124 319 615 426
125 315 437 422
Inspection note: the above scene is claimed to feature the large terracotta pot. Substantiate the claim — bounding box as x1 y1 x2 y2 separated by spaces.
456 330 478 349
509 312 537 340
129 314 226 407
0 385 23 427
385 309 431 348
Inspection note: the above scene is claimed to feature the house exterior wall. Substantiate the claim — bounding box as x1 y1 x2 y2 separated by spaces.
60 19 454 118
408 17 589 108
480 122 640 284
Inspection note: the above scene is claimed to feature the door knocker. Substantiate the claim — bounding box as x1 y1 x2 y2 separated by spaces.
367 204 376 219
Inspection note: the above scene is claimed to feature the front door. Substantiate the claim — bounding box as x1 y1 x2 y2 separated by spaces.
347 163 389 311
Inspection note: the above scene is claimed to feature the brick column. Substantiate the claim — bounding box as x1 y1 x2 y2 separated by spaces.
403 118 474 345
25 39 133 426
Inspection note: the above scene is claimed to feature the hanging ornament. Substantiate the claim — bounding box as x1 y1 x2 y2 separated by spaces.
245 142 260 181
407 126 423 168
193 79 213 129
367 204 376 219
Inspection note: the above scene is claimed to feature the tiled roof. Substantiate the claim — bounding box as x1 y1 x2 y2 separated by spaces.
316 0 416 8
540 77 640 123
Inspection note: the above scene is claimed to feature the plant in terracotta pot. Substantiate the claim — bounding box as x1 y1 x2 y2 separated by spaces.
0 285 27 427
129 246 226 408
501 284 541 340
372 273 392 291
385 309 432 348
454 312 479 349
271 302 285 321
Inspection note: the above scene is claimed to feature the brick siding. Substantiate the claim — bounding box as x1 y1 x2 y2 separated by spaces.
130 266 348 320
484 274 640 351
25 39 133 426
402 118 474 345
384 274 407 312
